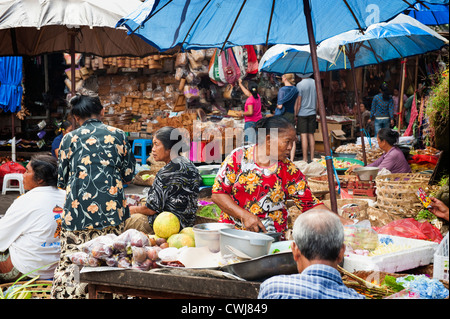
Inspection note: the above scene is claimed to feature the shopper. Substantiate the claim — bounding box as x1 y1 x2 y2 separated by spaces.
51 120 73 158
51 93 135 299
0 155 65 283
368 83 394 137
238 78 263 144
258 209 364 299
295 74 317 163
276 73 299 161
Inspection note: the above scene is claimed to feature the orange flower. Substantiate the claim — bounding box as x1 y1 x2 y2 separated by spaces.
81 155 92 165
79 171 88 179
109 186 118 195
71 199 80 209
87 204 99 214
86 137 97 145
104 135 115 144
249 203 262 215
106 200 117 211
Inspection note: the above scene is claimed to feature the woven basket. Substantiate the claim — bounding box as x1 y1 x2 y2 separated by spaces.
307 174 358 194
322 199 369 220
0 280 52 299
375 173 432 218
133 170 155 187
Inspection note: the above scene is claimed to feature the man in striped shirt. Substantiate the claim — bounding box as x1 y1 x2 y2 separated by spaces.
258 209 364 299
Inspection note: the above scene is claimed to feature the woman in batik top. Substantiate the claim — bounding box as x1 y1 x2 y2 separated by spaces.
51 93 135 299
212 116 334 239
125 126 201 234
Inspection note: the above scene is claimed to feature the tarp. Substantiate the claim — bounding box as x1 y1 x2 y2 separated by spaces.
0 56 23 112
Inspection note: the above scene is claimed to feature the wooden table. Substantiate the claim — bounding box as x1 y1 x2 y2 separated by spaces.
80 267 261 299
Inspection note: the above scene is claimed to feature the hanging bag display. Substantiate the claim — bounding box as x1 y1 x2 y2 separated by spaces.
245 45 258 74
221 48 239 84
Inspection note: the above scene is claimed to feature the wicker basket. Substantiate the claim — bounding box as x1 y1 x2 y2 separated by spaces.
133 170 155 186
307 174 358 194
322 199 369 220
375 173 432 218
0 280 52 299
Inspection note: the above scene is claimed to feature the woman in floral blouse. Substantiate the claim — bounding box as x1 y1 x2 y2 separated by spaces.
212 116 329 239
51 93 135 299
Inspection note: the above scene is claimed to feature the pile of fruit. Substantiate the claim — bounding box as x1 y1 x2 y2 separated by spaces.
318 157 356 170
69 212 195 271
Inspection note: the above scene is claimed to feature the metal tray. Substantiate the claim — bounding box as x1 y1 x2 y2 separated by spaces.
220 251 297 281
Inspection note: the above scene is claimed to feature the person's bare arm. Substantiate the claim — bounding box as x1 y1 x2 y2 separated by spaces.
129 205 157 216
211 193 266 232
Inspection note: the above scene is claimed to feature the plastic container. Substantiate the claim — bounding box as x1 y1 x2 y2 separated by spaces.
343 235 438 273
193 223 234 253
219 228 274 259
201 174 216 186
433 233 449 281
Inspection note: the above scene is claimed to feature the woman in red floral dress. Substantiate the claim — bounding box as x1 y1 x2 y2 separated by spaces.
212 116 331 239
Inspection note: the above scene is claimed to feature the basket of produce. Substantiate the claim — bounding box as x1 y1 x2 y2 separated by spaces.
375 173 434 218
322 199 369 220
133 170 155 186
0 279 52 299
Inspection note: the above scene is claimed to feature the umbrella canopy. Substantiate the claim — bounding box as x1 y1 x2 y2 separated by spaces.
259 14 449 75
0 0 163 57
259 14 448 165
406 3 449 25
117 0 449 214
117 0 449 52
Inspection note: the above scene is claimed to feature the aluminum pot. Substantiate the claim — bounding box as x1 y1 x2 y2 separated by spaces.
219 228 274 258
193 223 234 253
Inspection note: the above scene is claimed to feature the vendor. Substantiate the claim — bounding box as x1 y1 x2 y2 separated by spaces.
0 155 65 283
125 126 202 234
211 116 350 238
51 120 73 158
348 128 411 174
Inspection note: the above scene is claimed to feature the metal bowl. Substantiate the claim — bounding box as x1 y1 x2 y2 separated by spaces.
353 167 379 181
193 223 234 253
220 251 297 281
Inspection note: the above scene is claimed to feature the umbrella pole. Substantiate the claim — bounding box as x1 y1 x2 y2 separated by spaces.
349 56 367 165
398 58 407 132
303 0 338 214
70 31 76 95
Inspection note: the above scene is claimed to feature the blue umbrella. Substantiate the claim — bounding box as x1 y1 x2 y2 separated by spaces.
117 0 449 214
259 14 449 75
406 3 449 25
117 0 449 52
259 14 449 164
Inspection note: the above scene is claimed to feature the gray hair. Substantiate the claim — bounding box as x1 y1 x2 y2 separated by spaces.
292 209 344 261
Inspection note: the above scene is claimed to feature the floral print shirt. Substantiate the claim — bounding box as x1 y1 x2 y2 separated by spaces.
212 145 321 236
57 119 136 231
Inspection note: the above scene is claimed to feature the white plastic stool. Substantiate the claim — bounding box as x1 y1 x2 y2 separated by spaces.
2 173 25 195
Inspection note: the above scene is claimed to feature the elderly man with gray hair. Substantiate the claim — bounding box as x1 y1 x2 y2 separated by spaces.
258 209 364 299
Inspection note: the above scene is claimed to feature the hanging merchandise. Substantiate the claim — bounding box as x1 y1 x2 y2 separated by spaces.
232 46 247 80
221 48 240 84
0 56 23 113
245 45 259 75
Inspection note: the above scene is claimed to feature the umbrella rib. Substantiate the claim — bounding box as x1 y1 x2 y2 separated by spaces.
130 0 175 35
265 0 276 47
179 0 212 49
363 40 382 63
341 0 365 34
220 0 248 53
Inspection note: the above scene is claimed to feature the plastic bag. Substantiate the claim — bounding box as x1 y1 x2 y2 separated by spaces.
344 220 379 251
0 161 26 189
374 218 443 243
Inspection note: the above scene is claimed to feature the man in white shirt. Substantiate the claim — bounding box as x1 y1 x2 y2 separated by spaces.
295 74 318 163
0 155 65 282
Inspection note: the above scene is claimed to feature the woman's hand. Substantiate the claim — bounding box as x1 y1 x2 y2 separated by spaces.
241 212 267 233
429 197 449 221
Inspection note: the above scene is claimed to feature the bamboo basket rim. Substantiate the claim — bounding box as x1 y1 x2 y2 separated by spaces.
0 280 52 299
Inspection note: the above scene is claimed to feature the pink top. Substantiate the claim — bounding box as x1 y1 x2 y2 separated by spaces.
244 95 262 123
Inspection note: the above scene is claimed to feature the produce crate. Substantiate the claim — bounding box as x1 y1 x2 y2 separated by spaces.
343 235 438 273
433 233 449 281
